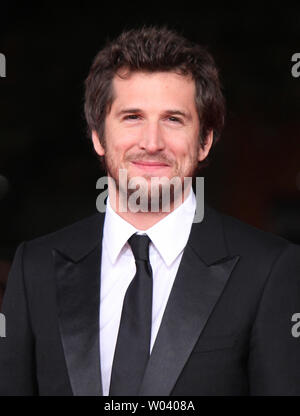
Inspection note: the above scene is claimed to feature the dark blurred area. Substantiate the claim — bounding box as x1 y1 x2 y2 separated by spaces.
1 4 300 307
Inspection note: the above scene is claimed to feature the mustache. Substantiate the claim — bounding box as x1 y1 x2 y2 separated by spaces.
125 153 174 165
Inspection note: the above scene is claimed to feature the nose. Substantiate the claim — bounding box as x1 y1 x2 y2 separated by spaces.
139 121 165 153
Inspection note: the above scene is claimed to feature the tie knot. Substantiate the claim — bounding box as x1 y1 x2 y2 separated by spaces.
128 233 151 262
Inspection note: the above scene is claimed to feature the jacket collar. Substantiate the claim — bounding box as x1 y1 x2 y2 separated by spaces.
53 202 227 266
53 202 239 396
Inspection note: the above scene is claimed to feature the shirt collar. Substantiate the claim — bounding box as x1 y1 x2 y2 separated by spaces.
103 187 196 267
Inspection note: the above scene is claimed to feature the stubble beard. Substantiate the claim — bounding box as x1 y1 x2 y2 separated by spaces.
103 148 200 213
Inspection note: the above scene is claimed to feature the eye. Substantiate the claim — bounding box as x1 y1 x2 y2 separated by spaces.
168 116 182 123
124 114 140 120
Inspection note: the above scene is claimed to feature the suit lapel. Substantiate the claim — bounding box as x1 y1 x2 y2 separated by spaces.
53 213 105 396
139 204 240 396
52 204 239 396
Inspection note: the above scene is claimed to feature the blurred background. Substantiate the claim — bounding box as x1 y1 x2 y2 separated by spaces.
1 3 300 307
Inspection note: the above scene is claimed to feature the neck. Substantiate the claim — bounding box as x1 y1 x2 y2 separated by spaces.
108 183 192 230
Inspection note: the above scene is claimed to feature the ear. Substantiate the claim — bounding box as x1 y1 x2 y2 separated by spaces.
198 130 214 162
92 130 105 156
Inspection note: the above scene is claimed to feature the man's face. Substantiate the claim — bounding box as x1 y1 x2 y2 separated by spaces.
92 70 213 209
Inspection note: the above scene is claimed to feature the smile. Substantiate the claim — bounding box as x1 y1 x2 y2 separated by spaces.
130 161 171 172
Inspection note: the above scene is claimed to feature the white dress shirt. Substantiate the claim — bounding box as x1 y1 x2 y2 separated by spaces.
99 188 196 396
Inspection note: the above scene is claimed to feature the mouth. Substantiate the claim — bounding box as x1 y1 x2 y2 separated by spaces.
130 160 171 172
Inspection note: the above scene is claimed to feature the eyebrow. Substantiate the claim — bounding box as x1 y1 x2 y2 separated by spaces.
116 108 191 120
116 108 141 117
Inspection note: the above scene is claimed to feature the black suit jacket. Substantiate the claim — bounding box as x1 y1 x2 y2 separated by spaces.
1 204 300 396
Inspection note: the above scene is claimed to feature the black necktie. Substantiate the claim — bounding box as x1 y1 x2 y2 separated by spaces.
109 233 153 396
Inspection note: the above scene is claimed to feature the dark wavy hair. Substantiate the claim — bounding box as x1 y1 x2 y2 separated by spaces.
84 26 225 168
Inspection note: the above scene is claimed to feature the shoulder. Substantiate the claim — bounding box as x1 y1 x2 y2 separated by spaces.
203 206 300 303
16 211 105 266
212 205 299 263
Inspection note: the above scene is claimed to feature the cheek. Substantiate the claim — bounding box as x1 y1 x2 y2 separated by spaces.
172 145 198 173
110 127 138 153
167 129 197 156
170 142 190 162
105 135 129 156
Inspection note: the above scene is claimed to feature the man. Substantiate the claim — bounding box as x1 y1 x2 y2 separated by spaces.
0 26 300 396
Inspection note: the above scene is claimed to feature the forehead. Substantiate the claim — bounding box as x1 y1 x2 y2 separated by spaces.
110 70 197 112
